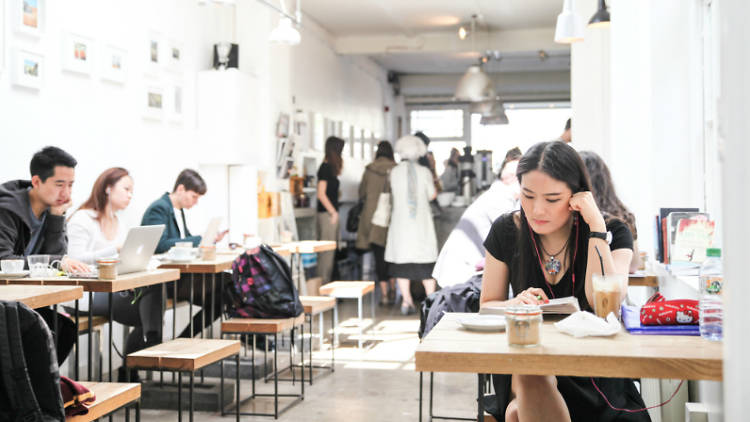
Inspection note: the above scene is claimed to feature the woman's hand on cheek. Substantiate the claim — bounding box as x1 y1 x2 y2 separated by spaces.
569 191 606 232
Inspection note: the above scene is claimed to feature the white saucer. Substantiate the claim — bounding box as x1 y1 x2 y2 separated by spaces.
0 270 30 278
167 256 194 263
458 315 506 332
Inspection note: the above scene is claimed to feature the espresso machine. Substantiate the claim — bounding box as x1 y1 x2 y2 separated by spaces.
459 146 476 203
474 150 494 191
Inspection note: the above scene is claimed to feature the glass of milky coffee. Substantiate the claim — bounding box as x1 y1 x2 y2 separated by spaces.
592 273 628 319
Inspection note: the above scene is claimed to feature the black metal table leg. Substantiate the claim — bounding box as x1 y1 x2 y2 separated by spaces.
74 299 79 380
419 371 423 422
189 371 194 422
88 292 93 380
235 353 240 422
108 293 113 382
178 372 182 422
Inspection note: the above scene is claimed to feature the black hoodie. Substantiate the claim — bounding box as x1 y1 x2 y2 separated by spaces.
0 180 67 263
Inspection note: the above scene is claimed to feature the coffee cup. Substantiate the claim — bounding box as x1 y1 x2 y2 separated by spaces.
1 259 25 274
27 254 51 277
175 241 193 248
592 273 627 319
96 258 119 280
200 245 216 261
170 246 195 261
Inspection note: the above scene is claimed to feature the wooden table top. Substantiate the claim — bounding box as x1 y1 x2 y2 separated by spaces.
0 269 180 293
415 313 723 381
0 285 83 309
126 338 241 371
67 382 141 422
288 240 337 253
299 295 336 314
628 273 658 287
319 281 375 298
158 255 235 273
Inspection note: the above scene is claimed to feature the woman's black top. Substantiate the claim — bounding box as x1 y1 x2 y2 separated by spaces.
316 162 339 213
482 212 650 422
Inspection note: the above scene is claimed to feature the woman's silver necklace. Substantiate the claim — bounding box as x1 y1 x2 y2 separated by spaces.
539 237 569 276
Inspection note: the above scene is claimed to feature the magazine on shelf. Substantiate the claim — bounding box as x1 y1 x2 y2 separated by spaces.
480 296 581 315
656 207 699 263
666 212 713 264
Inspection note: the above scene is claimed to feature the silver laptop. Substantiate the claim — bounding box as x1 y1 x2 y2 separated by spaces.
117 225 165 274
200 217 222 246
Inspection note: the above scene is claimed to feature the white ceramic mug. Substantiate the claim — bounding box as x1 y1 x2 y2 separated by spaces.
1 259 25 273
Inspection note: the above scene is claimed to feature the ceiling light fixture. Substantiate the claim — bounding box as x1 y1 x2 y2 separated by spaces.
458 26 469 40
480 102 509 125
269 17 301 45
588 0 610 28
554 0 584 44
454 15 496 102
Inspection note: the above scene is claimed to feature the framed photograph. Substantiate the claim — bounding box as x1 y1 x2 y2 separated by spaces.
146 31 161 75
143 86 164 120
12 49 43 89
14 0 43 37
167 39 183 71
168 84 183 123
276 113 290 138
61 33 94 75
100 45 127 84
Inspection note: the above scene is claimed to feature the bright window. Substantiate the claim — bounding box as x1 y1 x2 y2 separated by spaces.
410 109 464 139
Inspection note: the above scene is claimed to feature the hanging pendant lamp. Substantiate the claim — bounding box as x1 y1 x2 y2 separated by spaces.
479 102 509 125
554 0 585 44
455 65 496 102
588 0 610 28
269 17 301 45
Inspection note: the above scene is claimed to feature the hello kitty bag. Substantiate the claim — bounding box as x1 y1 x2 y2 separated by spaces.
640 293 699 325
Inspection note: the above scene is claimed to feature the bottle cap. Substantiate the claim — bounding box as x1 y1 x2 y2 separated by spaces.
706 248 721 258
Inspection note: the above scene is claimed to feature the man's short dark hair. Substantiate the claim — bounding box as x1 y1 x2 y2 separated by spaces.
30 146 78 182
564 118 571 131
173 169 207 195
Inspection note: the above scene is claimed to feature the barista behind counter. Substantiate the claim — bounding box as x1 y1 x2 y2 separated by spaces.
432 147 522 288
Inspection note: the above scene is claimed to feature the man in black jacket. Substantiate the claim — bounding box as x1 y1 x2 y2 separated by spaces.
0 146 88 363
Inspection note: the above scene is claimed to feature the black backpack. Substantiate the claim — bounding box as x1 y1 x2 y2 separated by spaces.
227 244 304 318
346 199 364 233
0 300 65 422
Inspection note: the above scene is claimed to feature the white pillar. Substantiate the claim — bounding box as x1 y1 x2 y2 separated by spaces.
717 0 750 419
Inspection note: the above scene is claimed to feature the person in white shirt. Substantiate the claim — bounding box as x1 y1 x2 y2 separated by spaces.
67 167 162 381
432 147 522 287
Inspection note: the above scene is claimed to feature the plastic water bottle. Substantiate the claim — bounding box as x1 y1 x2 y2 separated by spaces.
699 248 723 341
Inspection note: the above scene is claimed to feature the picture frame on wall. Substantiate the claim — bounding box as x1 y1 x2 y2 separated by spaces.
143 85 164 120
146 31 161 75
11 49 43 90
100 44 127 84
61 33 94 75
167 39 183 72
14 0 43 37
168 84 183 123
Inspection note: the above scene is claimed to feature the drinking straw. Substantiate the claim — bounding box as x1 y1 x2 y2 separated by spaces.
594 245 605 275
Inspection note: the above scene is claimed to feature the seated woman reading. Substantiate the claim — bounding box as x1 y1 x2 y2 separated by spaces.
480 141 649 422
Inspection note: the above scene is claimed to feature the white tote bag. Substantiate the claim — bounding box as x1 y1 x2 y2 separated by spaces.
371 170 391 227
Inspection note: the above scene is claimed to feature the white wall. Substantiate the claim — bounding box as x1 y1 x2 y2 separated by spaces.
0 0 234 232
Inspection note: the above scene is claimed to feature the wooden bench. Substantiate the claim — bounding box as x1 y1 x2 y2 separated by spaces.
318 281 375 348
66 382 140 422
298 296 337 384
126 338 241 420
220 314 306 419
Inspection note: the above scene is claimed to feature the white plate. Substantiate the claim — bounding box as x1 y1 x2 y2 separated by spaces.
167 256 194 263
458 315 506 332
0 270 30 278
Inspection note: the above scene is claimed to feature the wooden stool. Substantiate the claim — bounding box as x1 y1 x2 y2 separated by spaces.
221 314 305 419
71 315 108 381
126 338 241 422
66 382 140 422
298 296 336 384
319 281 375 348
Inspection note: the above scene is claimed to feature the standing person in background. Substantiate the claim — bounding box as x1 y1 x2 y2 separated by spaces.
141 168 226 338
67 167 163 381
432 147 522 287
356 141 397 305
385 135 439 315
579 150 641 273
317 136 345 284
556 118 572 144
440 148 461 193
415 131 442 193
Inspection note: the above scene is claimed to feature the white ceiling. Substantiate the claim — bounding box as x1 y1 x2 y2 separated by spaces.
299 0 570 78
301 0 563 37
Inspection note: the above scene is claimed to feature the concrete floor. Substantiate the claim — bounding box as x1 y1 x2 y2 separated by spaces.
113 296 479 421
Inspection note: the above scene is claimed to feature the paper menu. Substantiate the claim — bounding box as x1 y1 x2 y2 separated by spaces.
480 296 581 315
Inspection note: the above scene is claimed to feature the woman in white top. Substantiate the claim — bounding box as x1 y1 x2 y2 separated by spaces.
67 167 162 381
384 135 438 315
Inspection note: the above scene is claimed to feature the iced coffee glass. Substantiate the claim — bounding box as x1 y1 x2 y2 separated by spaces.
592 273 627 319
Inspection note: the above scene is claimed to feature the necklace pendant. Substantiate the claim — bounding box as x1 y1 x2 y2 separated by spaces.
545 256 561 275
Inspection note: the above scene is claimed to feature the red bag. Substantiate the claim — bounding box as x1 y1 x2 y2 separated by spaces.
60 376 96 416
640 293 699 325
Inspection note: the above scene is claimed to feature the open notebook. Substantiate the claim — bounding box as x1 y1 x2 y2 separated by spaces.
479 296 581 315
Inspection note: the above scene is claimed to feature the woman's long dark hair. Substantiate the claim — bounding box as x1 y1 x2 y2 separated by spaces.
375 140 394 161
579 150 637 240
77 167 130 221
324 136 345 175
513 141 592 297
